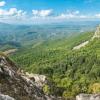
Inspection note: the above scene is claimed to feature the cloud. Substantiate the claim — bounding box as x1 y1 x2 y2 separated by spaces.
78 15 87 18
95 14 100 18
0 1 6 7
0 7 27 25
32 9 52 17
0 8 26 17
0 1 99 24
56 10 80 19
57 13 75 19
74 10 80 14
32 10 38 15
0 7 100 24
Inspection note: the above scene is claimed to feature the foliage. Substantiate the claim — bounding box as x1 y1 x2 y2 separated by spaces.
43 85 51 95
10 31 100 98
89 83 100 93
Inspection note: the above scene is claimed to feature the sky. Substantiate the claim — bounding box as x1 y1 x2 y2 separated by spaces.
0 0 100 24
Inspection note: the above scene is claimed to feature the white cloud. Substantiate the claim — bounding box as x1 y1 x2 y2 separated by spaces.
0 8 27 24
39 10 52 17
57 13 75 19
78 15 87 18
74 10 80 14
0 1 6 7
95 14 100 18
32 10 38 15
0 7 100 24
32 9 52 17
0 8 26 17
56 10 80 19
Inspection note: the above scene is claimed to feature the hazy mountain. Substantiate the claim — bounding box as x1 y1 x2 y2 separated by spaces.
0 21 99 51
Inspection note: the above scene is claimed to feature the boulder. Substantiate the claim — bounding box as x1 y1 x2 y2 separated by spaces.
0 94 15 100
76 93 100 100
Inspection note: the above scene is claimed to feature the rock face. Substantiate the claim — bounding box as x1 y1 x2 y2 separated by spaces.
92 25 100 39
76 94 100 100
73 41 89 50
0 54 53 100
73 25 100 50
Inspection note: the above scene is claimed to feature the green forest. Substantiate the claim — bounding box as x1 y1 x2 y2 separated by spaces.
10 31 100 99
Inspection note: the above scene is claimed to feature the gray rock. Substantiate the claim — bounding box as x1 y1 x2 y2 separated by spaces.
0 55 47 100
76 93 100 100
0 94 15 100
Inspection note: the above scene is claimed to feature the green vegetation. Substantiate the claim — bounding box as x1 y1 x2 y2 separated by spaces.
10 32 93 71
0 22 99 98
43 85 51 95
10 31 100 98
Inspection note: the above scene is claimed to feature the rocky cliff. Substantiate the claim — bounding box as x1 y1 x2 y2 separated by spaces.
0 53 57 100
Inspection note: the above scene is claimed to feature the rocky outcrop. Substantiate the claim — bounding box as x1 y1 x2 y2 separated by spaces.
73 25 100 50
73 41 89 50
92 25 100 39
76 94 100 100
0 54 53 100
25 72 47 88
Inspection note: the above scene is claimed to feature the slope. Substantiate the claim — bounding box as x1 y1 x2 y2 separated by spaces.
0 53 57 100
10 31 93 72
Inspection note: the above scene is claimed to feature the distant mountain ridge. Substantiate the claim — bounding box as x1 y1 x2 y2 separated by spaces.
0 21 99 51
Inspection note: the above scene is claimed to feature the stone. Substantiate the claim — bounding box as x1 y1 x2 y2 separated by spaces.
0 94 15 100
76 94 100 100
25 72 47 87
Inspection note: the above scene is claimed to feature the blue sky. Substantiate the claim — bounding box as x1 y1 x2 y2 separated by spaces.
0 0 100 24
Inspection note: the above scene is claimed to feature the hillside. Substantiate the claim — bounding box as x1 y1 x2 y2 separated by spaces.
0 21 97 51
0 53 61 100
10 31 93 71
10 26 100 99
73 24 100 50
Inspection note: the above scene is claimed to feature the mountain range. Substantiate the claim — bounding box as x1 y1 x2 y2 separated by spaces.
0 22 100 100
